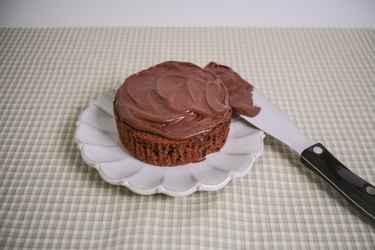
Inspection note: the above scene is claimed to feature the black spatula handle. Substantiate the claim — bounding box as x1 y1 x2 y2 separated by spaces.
301 143 375 222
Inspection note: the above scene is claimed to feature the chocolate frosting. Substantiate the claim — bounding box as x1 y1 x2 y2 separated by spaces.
114 61 232 140
204 62 261 117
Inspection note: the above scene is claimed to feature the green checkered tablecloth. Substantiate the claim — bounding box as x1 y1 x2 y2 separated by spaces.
1 27 374 249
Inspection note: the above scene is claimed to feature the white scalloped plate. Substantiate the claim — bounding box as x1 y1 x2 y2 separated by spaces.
74 89 264 196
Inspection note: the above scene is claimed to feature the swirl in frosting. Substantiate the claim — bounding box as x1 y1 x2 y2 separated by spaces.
204 62 261 117
114 61 232 140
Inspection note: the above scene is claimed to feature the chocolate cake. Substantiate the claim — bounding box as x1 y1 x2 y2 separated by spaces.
114 61 232 166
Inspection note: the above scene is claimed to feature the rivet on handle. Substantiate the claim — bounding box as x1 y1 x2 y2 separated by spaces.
366 185 375 195
313 146 323 154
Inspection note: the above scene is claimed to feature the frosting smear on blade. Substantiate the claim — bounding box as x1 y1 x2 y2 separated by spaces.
114 61 231 140
204 62 261 117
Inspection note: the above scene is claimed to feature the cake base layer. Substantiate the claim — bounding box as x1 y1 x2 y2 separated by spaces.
114 109 231 166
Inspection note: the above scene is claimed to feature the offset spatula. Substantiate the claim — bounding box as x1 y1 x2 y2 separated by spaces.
241 89 375 221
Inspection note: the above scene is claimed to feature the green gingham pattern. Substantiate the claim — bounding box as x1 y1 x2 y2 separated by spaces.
0 28 374 249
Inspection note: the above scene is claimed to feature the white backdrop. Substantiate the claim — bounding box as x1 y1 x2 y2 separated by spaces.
0 0 374 28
